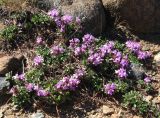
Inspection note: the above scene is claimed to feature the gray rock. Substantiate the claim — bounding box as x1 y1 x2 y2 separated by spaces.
0 77 9 92
102 0 160 34
129 63 146 80
31 112 44 118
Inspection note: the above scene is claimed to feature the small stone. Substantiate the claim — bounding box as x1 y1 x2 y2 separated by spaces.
12 105 20 112
129 63 146 80
5 115 15 118
154 52 160 66
103 105 114 115
152 97 160 104
31 112 44 118
0 110 4 118
142 46 149 51
5 109 12 115
144 96 153 103
133 116 142 118
111 114 119 118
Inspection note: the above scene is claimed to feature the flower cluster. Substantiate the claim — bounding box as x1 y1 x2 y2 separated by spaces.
9 86 18 96
55 68 85 91
126 40 151 60
33 56 44 66
88 41 115 66
104 83 116 95
36 36 43 44
47 9 78 32
115 68 127 78
25 83 49 97
69 38 80 49
144 76 151 83
50 45 65 55
69 34 95 56
126 40 141 52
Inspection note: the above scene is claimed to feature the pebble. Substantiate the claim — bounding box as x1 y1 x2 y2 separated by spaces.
0 111 3 118
154 52 160 66
152 96 160 104
31 112 44 118
4 115 15 118
133 116 143 118
143 96 153 103
103 105 114 115
5 109 12 115
111 114 119 118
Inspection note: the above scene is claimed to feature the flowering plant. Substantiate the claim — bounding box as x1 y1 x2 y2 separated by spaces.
4 8 158 116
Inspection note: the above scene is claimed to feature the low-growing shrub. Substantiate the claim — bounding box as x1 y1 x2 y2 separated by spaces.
3 8 159 117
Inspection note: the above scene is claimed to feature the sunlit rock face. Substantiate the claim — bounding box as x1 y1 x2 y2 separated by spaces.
102 0 160 33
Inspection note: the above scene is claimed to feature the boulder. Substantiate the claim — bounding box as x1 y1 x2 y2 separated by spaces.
102 0 160 33
34 0 107 36
0 54 25 75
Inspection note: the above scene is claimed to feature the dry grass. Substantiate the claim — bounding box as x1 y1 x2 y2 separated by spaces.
0 0 28 11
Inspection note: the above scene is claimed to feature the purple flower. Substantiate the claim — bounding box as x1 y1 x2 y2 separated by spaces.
104 83 116 95
120 56 129 67
74 47 82 56
75 68 85 78
82 34 95 45
25 83 34 92
19 73 25 80
112 50 122 64
137 51 151 60
88 53 103 66
50 46 65 55
62 15 73 24
36 36 43 44
126 40 141 52
144 76 151 83
34 56 44 66
33 85 40 91
69 38 80 49
13 73 25 81
9 86 18 96
54 17 62 27
76 17 81 24
98 41 114 57
55 76 70 90
81 44 87 53
47 9 59 18
60 24 65 32
68 78 80 90
115 68 127 78
37 89 49 97
55 69 83 91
